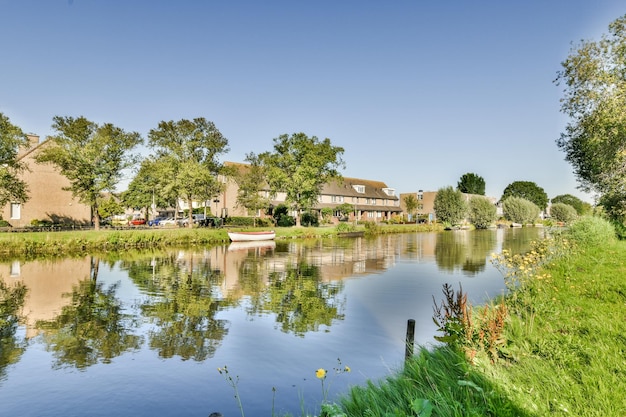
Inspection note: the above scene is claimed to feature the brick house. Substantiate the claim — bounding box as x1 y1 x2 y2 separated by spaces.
1 135 92 227
215 162 402 223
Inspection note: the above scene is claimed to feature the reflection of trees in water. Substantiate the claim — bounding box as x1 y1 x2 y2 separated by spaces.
123 252 229 361
247 262 345 336
435 231 497 276
502 227 544 256
36 265 142 369
0 280 28 382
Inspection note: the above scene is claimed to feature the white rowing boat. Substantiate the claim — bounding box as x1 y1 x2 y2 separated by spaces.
227 230 276 242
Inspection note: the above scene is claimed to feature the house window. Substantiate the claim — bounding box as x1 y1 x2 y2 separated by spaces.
10 261 20 277
10 203 21 219
353 185 365 193
367 211 375 218
331 195 344 203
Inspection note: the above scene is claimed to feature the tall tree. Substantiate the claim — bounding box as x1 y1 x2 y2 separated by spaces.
122 158 173 220
259 133 344 227
434 186 467 226
501 181 548 211
457 173 485 195
35 116 142 230
403 194 418 221
555 15 626 220
0 113 29 207
551 194 587 215
235 153 271 227
148 118 229 228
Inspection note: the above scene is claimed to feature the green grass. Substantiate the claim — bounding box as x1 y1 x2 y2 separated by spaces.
0 223 442 257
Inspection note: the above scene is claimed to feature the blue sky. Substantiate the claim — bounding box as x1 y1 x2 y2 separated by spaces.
2 1 624 203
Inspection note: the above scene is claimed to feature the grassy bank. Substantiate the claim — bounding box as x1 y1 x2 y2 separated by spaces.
0 223 442 257
327 217 626 417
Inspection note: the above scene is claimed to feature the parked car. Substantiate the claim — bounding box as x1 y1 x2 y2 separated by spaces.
130 218 146 226
159 218 177 226
147 217 170 226
179 214 206 226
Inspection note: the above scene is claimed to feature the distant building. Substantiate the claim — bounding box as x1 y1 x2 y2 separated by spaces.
1 135 91 227
215 162 402 223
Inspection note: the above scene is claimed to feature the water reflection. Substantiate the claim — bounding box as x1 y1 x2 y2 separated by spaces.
0 280 27 382
36 270 142 369
122 252 229 361
435 230 497 275
0 229 546 417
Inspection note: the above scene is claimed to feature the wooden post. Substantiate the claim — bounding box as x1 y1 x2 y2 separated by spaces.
405 319 415 361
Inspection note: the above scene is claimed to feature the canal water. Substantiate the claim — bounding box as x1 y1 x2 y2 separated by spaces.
0 228 543 417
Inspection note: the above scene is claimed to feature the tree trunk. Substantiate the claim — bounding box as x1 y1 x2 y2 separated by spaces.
187 197 194 228
93 204 100 231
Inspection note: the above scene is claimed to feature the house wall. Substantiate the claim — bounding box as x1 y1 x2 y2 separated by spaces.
399 191 438 222
1 135 92 227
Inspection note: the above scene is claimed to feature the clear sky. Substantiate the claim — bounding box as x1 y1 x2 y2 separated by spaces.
2 1 624 203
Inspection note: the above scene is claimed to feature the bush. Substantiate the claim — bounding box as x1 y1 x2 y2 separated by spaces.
549 203 578 223
336 222 356 233
301 211 319 227
468 196 497 229
565 216 616 246
434 186 467 226
363 221 380 235
502 197 540 224
276 214 295 227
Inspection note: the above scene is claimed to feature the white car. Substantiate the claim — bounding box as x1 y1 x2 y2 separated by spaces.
159 218 178 226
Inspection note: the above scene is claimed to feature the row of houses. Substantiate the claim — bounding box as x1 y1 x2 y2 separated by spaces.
2 135 477 227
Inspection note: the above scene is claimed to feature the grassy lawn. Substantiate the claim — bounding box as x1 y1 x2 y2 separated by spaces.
0 223 441 257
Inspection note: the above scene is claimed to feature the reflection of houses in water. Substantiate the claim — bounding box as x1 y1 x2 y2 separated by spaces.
165 238 405 296
0 257 92 337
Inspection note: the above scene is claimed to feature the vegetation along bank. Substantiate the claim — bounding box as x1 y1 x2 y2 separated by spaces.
313 216 624 417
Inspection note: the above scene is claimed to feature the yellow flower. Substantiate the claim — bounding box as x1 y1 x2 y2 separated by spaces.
316 368 326 379
344 366 351 373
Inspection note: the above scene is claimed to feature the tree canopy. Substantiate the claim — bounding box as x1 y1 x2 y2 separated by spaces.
434 186 467 226
457 173 485 195
555 15 626 220
551 194 588 215
0 113 29 208
235 153 271 226
259 132 344 226
468 196 497 229
35 116 142 230
148 118 229 228
501 181 548 211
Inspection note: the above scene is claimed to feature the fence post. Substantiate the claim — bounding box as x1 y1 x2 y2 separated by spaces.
405 319 415 361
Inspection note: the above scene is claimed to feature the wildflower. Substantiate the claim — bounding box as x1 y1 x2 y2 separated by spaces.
316 368 327 379
344 366 351 373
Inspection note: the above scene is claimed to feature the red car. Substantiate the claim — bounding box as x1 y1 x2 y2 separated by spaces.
130 218 146 225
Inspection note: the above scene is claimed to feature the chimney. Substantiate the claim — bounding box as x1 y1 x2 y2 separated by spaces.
26 134 40 148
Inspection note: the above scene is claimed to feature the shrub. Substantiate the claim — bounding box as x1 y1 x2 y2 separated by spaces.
565 216 616 246
502 197 540 224
434 186 467 226
301 211 319 227
468 196 497 229
363 221 380 235
549 202 578 223
336 222 356 233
